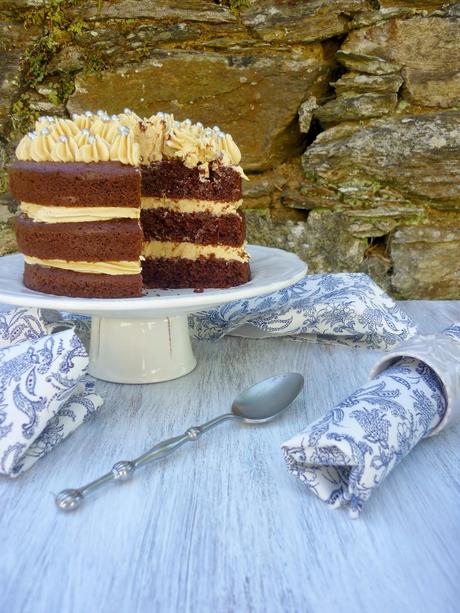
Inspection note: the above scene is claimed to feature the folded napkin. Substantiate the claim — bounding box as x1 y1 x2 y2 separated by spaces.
0 307 103 477
190 273 417 350
282 325 460 517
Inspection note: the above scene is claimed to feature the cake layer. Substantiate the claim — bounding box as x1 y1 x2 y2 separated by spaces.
141 160 241 201
142 240 249 263
16 215 143 261
9 161 141 207
141 197 243 216
142 257 250 289
141 208 245 246
24 263 143 298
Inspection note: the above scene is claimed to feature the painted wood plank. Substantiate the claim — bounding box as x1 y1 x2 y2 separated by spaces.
0 301 459 613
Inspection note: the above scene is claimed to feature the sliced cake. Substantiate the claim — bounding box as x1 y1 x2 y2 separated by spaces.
9 110 250 298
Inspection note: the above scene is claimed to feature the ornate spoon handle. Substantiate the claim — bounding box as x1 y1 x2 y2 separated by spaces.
55 413 235 512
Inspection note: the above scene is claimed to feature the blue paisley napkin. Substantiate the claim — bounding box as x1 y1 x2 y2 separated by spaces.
190 273 417 350
0 307 103 477
282 325 460 517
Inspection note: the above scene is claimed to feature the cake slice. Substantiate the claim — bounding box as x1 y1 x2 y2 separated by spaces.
137 113 249 288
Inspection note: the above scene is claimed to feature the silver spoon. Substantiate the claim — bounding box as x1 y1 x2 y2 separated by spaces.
55 372 304 512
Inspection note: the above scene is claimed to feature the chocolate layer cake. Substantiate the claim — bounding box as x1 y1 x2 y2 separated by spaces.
10 110 250 297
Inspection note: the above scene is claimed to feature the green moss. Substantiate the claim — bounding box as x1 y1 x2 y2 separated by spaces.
10 1 106 134
22 0 84 86
11 95 39 136
216 0 251 16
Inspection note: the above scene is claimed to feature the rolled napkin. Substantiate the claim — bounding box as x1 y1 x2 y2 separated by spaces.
282 325 460 517
0 307 103 477
190 273 417 350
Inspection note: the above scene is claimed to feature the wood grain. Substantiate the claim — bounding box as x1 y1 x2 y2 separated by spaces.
0 301 459 613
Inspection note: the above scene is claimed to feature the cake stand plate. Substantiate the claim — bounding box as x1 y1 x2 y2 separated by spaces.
0 246 307 383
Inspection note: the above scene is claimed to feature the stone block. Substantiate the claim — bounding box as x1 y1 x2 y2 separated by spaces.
245 209 367 273
0 221 16 256
69 47 332 171
303 111 460 209
241 0 371 43
0 21 40 135
391 222 460 298
332 72 403 96
77 0 237 23
338 16 460 107
315 93 397 126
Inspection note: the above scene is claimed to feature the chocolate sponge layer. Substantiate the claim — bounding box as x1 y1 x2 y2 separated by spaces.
16 215 143 261
142 257 250 289
24 263 143 298
141 160 242 202
9 161 141 207
141 208 245 246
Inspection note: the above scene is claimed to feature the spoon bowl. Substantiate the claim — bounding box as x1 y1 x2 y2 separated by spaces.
232 373 304 423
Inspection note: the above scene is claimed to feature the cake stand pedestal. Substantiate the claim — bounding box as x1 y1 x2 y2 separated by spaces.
0 246 307 384
89 315 196 383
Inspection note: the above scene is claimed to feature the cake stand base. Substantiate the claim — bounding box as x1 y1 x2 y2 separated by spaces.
88 315 197 384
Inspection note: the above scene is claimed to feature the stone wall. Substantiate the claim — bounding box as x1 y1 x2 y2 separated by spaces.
0 0 459 298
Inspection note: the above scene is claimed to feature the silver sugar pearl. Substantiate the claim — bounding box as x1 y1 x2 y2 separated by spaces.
183 118 192 126
118 125 130 135
96 109 106 117
212 125 220 132
84 111 93 117
111 114 118 121
71 112 79 120
87 135 96 144
156 111 165 117
59 135 68 143
123 107 131 115
204 128 213 136
217 131 226 139
38 115 46 122
27 131 36 139
46 116 55 123
195 122 203 129
81 128 90 135
40 127 50 135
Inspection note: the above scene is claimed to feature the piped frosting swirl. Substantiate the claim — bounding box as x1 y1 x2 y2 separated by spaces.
15 110 245 176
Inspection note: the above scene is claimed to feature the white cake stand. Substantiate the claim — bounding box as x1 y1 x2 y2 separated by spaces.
0 246 307 384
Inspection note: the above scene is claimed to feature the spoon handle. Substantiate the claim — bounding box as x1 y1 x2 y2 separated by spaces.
55 413 235 512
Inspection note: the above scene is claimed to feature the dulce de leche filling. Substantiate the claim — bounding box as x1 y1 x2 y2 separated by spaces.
21 202 140 223
142 240 249 263
141 197 242 216
24 255 141 275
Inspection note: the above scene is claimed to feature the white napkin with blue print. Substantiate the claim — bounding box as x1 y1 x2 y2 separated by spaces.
282 325 460 517
0 307 103 477
190 273 417 350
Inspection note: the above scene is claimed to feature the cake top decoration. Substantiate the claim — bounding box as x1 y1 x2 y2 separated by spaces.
15 110 244 176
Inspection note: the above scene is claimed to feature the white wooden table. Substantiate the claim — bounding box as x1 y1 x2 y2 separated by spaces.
1 301 459 613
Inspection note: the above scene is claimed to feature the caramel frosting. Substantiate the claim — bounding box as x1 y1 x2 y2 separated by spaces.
142 240 249 263
16 110 245 175
21 202 140 223
141 197 243 216
24 255 141 275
